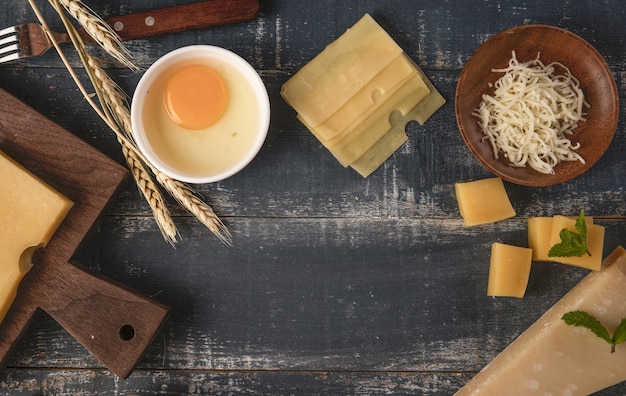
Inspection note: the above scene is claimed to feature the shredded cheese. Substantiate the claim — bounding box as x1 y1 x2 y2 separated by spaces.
473 51 589 174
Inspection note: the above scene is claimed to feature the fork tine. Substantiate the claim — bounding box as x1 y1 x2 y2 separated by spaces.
0 52 20 64
0 26 18 37
0 26 20 64
0 33 18 47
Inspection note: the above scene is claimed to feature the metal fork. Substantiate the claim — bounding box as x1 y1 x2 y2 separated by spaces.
0 23 70 64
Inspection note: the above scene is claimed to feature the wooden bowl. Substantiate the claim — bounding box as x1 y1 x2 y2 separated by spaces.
455 24 619 186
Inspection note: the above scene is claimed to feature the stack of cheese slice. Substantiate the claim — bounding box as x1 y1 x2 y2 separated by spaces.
0 151 73 324
281 14 445 177
456 246 626 395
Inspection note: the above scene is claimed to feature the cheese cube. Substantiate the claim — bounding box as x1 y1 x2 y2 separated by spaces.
455 246 626 395
0 151 73 324
527 217 554 262
455 178 516 226
487 243 533 298
548 215 604 270
528 216 595 263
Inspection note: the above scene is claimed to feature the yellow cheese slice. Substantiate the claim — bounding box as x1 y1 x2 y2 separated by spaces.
455 246 626 395
349 60 446 177
311 54 419 141
308 71 430 167
0 151 73 324
487 242 533 298
350 121 409 177
454 178 516 227
281 13 403 127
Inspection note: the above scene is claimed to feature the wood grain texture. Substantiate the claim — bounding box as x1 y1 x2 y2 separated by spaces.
1 0 626 394
0 88 169 379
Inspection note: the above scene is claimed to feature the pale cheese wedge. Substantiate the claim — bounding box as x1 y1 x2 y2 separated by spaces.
456 246 626 395
0 151 74 324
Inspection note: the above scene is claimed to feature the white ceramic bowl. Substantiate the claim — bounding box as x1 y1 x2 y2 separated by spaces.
131 45 270 184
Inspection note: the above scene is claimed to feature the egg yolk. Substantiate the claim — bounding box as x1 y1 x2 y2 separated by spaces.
163 65 228 130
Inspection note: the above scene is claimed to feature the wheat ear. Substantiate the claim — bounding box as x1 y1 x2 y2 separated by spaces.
55 0 137 70
86 56 179 244
156 172 233 245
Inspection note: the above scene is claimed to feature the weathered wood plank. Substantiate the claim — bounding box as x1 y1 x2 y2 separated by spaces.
0 67 623 221
2 0 626 394
5 217 626 373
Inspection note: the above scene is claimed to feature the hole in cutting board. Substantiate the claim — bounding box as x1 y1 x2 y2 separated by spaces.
119 324 135 341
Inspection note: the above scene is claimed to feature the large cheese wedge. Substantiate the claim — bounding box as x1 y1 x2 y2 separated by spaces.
455 178 516 226
0 151 73 324
455 246 626 395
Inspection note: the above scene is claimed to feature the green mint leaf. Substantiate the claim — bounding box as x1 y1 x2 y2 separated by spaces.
613 317 626 347
561 311 613 346
547 209 590 258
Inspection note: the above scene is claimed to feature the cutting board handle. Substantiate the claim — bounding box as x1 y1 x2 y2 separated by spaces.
37 260 169 379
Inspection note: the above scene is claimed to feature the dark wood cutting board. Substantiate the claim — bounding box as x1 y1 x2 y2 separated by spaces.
0 87 169 379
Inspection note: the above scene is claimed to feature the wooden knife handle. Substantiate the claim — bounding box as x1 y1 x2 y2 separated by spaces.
37 260 169 379
105 0 261 41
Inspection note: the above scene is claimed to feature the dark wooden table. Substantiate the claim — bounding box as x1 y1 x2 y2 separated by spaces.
1 0 626 394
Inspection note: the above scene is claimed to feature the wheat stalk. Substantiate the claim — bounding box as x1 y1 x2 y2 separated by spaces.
156 172 232 245
54 0 137 70
29 0 231 245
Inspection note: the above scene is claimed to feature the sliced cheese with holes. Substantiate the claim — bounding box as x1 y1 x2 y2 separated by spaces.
311 54 419 141
280 13 445 177
455 246 626 395
281 13 403 127
0 151 73 324
350 59 446 177
305 69 430 167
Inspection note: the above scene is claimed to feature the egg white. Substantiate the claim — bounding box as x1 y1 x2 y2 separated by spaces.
142 59 260 177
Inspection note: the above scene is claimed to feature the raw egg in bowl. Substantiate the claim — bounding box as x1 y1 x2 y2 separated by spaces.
131 45 270 184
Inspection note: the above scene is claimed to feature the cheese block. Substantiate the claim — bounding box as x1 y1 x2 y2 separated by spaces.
548 215 605 270
455 178 516 226
281 13 403 127
0 151 74 324
527 217 554 262
528 216 596 263
455 246 626 395
487 243 533 298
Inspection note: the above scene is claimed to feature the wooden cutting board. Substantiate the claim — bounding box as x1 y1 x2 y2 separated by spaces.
0 87 169 379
